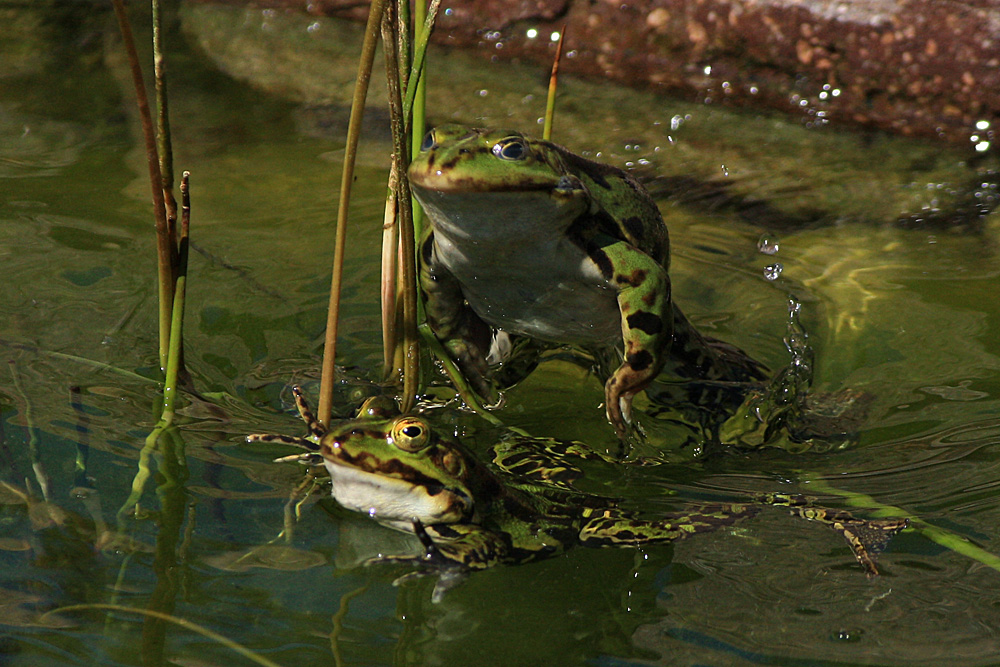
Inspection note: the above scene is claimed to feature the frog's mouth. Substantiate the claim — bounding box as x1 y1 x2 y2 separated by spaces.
320 456 474 529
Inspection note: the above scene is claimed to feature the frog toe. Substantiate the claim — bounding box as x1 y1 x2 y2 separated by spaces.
604 382 634 439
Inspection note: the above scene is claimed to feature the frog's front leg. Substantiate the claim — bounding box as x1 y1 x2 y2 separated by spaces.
590 235 673 438
420 233 497 403
369 520 511 571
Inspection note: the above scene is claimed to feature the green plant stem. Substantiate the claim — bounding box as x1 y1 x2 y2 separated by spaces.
417 325 503 425
143 425 189 664
9 361 50 501
46 605 282 667
110 0 173 375
317 0 389 427
409 0 428 323
152 0 177 240
0 341 157 385
119 173 191 525
382 4 419 411
402 0 441 127
69 385 91 490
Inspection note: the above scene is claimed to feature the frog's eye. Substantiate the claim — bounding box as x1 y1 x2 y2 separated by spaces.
420 130 436 152
492 138 528 161
390 417 430 452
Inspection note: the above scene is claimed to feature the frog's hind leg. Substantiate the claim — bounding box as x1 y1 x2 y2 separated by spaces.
290 385 325 439
766 494 908 576
667 302 768 383
245 432 323 464
246 385 325 464
420 234 498 403
578 503 759 547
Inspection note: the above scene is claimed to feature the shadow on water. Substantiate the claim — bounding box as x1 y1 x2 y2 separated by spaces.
2 1 1000 665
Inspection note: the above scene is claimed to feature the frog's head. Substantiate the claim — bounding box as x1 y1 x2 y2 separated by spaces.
317 401 477 530
408 125 589 237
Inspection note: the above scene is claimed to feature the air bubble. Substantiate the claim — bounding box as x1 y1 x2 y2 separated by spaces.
763 263 783 281
757 234 780 255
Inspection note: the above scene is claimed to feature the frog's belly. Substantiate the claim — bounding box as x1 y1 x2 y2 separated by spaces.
437 235 621 345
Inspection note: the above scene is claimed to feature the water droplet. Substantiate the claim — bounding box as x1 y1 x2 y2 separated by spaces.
757 234 780 255
763 263 783 281
368 507 377 518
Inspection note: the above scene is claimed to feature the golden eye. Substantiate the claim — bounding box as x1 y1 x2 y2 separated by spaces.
390 417 430 452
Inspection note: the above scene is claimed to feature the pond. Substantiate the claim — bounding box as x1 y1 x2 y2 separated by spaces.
2 2 1000 665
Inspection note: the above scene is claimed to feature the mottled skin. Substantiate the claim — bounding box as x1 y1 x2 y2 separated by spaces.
409 125 766 438
246 389 758 571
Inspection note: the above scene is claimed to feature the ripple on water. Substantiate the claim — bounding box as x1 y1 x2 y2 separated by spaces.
637 508 1000 665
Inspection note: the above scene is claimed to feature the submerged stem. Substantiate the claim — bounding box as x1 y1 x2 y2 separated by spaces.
118 173 191 525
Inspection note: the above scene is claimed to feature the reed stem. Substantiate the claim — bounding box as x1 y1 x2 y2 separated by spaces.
317 0 390 427
542 25 567 141
110 0 173 375
382 3 419 411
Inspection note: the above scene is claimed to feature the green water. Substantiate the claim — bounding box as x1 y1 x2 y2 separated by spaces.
2 2 1000 665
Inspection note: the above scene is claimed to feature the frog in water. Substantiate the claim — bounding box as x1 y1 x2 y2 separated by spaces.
247 388 906 581
408 125 766 438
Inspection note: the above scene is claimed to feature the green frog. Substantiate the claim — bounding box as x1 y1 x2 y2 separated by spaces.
247 388 906 580
409 125 766 438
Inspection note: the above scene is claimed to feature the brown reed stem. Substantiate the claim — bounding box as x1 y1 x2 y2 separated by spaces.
111 0 173 374
317 0 390 427
543 24 567 141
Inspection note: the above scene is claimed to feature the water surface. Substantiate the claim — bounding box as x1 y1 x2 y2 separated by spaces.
2 3 1000 666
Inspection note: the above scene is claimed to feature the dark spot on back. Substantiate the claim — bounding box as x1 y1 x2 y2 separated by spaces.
627 349 654 371
590 247 613 280
615 268 648 287
590 210 622 238
622 216 645 242
626 311 663 336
